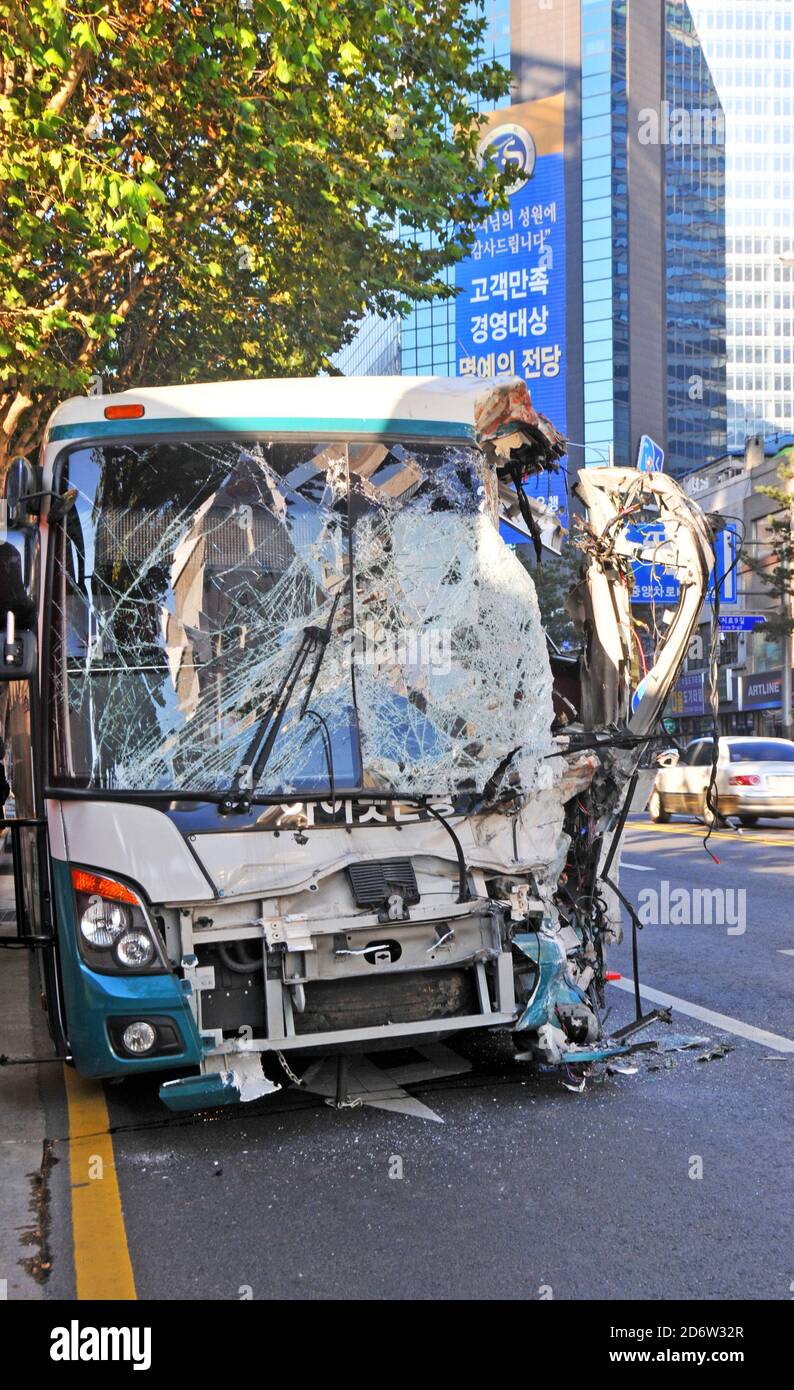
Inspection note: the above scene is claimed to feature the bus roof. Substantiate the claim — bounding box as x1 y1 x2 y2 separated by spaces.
43 375 496 448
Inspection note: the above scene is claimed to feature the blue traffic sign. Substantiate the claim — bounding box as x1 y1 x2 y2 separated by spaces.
630 521 738 607
637 435 665 473
718 614 766 632
708 526 738 606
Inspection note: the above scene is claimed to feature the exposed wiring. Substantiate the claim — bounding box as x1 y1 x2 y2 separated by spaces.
630 624 648 677
419 798 472 904
303 709 336 817
543 731 655 758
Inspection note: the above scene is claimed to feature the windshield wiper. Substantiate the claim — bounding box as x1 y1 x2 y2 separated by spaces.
219 590 343 815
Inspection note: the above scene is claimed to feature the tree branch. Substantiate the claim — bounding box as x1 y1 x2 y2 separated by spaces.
46 47 91 117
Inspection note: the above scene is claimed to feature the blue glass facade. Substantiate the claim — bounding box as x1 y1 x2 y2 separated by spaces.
333 311 401 377
580 0 726 475
687 1 792 447
581 0 619 466
336 1 727 482
665 0 728 470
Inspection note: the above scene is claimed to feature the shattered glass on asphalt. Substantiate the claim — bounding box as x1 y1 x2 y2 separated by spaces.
50 436 553 796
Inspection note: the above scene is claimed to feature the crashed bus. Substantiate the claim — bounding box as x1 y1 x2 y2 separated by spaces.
0 376 715 1110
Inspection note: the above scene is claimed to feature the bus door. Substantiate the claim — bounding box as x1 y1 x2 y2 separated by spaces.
1 457 68 1054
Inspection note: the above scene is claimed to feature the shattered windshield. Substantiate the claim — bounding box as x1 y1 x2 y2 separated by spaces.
49 435 553 797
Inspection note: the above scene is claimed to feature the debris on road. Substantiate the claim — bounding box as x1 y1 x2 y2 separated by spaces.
653 1034 711 1053
696 1043 735 1063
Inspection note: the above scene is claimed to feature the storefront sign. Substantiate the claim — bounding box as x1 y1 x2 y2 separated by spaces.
669 670 706 718
741 670 782 710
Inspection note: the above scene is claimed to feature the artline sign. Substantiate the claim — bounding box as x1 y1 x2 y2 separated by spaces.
456 94 567 521
669 668 793 715
741 670 784 711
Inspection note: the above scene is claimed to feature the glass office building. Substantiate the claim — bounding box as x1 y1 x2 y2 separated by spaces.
337 1 727 479
334 1 510 380
665 1 727 471
333 312 401 378
688 0 794 446
580 0 628 468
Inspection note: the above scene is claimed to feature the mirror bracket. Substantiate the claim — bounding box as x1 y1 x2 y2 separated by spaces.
0 627 36 681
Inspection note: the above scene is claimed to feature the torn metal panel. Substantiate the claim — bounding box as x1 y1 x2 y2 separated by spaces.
475 376 567 562
513 932 583 1032
474 377 567 474
159 1053 280 1112
572 466 716 736
176 786 567 901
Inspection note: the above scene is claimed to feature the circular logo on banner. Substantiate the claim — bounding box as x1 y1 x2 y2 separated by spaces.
477 123 537 194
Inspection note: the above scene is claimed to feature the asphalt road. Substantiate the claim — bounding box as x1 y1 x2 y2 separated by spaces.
9 812 794 1302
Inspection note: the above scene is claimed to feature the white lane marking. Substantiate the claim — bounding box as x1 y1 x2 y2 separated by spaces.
778 949 794 957
621 862 655 872
609 977 794 1053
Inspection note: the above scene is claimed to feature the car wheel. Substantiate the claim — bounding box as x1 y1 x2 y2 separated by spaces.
739 814 759 827
648 789 670 823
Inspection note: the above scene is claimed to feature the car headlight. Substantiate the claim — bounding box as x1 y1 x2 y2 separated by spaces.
80 898 130 948
115 930 155 969
71 868 164 974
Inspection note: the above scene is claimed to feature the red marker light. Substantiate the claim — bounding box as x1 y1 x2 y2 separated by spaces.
605 971 622 981
103 403 145 420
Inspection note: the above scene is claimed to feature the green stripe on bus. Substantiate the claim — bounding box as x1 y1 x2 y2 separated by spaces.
48 415 475 443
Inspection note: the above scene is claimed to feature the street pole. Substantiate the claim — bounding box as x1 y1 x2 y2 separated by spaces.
777 253 794 741
783 631 793 742
784 519 794 742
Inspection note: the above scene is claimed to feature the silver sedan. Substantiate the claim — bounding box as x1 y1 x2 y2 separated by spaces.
648 736 794 826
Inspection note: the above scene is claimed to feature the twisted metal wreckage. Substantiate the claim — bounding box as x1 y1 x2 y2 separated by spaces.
24 375 717 1110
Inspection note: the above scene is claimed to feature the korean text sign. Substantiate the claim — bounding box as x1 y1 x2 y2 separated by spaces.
456 95 567 520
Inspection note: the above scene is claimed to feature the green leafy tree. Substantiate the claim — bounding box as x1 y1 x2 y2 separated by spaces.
742 449 794 642
0 0 509 464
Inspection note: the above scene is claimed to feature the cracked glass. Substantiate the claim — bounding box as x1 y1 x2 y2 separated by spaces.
48 434 552 797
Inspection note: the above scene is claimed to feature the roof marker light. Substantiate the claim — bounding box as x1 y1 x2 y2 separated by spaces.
104 403 145 420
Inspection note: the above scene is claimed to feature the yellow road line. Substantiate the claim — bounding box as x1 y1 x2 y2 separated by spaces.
64 1065 136 1301
630 820 794 850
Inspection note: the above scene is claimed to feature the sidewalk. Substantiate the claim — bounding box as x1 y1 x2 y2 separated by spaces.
0 850 47 1300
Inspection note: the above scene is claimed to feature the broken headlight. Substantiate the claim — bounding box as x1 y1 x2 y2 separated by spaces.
71 868 165 974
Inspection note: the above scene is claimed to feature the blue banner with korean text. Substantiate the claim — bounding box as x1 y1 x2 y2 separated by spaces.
456 95 568 523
